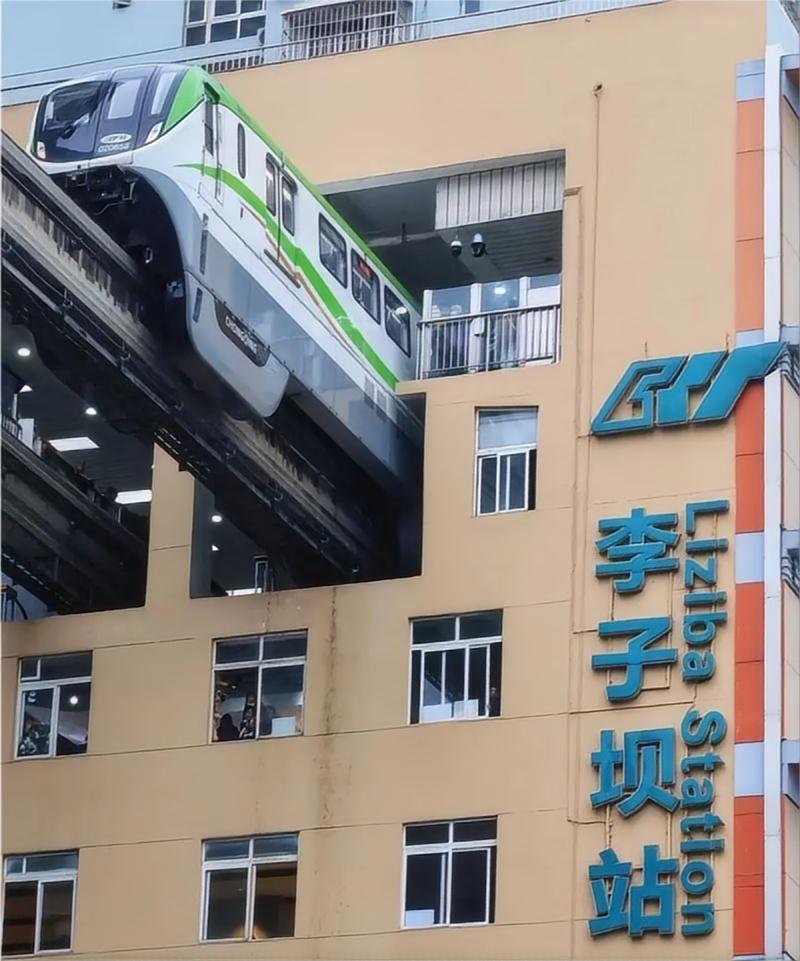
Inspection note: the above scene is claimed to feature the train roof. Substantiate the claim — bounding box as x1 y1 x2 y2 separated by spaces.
36 62 418 309
165 66 419 310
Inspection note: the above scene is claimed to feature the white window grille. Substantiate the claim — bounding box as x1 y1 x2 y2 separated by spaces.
403 819 496 927
201 835 297 941
2 852 78 955
409 611 502 724
475 409 537 516
185 0 266 46
281 0 414 61
15 653 92 759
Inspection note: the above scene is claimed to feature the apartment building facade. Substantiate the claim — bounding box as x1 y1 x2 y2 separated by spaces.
1 1 799 959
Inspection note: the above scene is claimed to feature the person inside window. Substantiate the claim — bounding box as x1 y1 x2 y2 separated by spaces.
17 718 49 755
239 703 256 739
216 714 239 741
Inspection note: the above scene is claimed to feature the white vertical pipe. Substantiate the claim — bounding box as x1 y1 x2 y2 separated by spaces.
762 42 784 961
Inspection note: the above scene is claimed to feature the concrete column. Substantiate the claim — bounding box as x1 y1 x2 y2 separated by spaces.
144 445 195 610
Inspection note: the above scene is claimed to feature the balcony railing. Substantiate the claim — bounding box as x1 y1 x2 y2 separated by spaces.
416 304 560 379
1 411 22 440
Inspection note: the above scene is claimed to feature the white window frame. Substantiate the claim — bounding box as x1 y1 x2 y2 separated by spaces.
474 408 537 516
184 0 266 46
15 656 92 761
199 836 298 943
402 819 496 929
210 633 307 743
408 614 501 725
318 215 347 288
2 853 78 956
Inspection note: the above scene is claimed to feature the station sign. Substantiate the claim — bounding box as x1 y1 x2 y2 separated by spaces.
586 340 783 939
591 341 783 435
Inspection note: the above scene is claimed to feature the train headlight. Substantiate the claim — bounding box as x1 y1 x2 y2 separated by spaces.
144 122 163 145
35 141 46 159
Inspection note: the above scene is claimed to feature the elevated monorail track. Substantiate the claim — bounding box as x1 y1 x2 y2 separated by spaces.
1 424 147 613
1 132 407 589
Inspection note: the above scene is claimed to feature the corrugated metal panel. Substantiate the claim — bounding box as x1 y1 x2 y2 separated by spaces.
434 159 564 229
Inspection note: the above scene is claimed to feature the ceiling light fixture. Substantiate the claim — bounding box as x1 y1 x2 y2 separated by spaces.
19 384 32 393
47 436 99 453
114 489 152 505
16 347 31 358
84 406 98 417
211 513 223 524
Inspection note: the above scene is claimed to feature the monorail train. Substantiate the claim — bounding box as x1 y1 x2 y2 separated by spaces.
29 64 421 489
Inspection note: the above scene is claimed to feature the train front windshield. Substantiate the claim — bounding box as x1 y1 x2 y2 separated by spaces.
33 66 183 163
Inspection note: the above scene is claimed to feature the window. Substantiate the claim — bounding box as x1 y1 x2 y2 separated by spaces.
236 123 246 179
384 288 411 356
201 835 297 941
147 67 182 117
15 653 92 759
462 0 480 12
403 819 496 928
480 278 519 312
318 216 347 287
185 0 266 46
281 176 296 235
104 78 142 120
2 852 78 956
204 98 215 154
265 155 277 214
410 611 501 724
351 251 380 321
475 409 537 516
212 632 306 741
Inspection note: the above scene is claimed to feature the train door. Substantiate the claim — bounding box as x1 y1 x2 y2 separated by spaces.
201 86 224 204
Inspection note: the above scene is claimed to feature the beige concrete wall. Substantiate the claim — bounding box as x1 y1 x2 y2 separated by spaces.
1 2 768 958
1 103 33 147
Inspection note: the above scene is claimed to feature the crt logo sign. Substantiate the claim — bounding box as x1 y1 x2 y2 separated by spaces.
591 342 783 435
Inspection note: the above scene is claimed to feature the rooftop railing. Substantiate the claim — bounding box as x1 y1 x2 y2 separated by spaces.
416 303 560 379
2 0 667 105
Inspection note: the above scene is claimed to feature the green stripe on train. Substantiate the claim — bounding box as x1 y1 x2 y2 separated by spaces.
180 162 400 390
164 67 419 310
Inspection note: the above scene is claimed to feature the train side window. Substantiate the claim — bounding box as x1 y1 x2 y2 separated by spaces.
385 288 411 356
236 123 246 179
281 175 296 235
204 99 214 154
351 251 380 322
265 156 277 214
319 216 347 288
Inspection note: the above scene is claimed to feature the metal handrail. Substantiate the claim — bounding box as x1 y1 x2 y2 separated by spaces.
2 0 667 103
417 303 560 379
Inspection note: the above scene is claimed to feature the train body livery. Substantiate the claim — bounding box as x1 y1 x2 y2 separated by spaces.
30 64 421 489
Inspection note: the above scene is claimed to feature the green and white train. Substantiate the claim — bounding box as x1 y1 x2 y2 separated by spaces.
30 63 420 488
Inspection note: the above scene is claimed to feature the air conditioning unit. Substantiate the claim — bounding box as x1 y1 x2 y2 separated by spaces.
112 0 132 8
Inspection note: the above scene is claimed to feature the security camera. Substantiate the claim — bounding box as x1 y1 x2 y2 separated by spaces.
471 232 486 257
450 237 463 258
